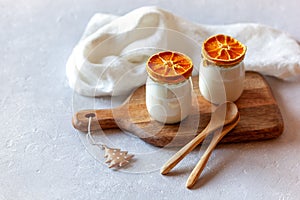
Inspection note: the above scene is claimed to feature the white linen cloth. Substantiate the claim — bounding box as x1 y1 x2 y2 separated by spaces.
66 6 300 97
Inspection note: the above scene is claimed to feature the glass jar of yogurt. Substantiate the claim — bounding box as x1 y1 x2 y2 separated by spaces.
146 51 193 124
199 34 247 104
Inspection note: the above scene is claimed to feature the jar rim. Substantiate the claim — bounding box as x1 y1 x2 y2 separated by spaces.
202 55 244 69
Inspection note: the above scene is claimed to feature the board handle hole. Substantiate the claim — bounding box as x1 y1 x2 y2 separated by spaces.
85 113 96 118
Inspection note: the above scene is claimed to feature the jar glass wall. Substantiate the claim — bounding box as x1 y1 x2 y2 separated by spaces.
199 59 245 104
146 77 192 124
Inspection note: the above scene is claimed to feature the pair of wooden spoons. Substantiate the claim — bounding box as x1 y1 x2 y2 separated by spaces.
160 102 240 189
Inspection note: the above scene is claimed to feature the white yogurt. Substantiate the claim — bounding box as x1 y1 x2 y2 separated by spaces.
199 60 245 104
146 77 192 124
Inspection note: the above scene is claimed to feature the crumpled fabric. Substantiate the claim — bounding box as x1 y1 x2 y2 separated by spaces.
66 6 300 96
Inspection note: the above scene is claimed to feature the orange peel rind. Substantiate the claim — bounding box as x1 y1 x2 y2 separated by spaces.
202 34 246 67
147 51 193 84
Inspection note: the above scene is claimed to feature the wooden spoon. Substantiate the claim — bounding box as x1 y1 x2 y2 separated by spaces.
186 114 240 189
160 102 238 175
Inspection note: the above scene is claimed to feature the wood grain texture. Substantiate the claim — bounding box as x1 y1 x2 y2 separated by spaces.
72 71 284 147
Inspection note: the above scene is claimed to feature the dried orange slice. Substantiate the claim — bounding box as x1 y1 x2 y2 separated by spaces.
202 34 246 66
146 51 193 84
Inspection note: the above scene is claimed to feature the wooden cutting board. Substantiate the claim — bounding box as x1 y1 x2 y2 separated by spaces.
72 71 284 147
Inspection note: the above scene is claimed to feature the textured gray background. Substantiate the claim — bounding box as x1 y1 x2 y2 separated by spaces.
1 0 300 199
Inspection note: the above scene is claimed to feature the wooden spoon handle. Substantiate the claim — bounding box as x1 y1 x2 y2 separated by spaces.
186 115 240 189
160 125 218 175
185 135 219 189
72 109 119 132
